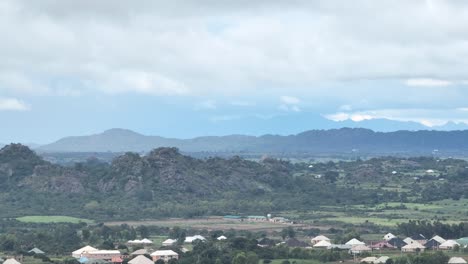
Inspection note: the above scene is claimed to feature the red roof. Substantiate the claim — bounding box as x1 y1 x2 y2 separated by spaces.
111 257 123 263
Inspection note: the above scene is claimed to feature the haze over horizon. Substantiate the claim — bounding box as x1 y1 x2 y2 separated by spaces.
2 0 468 143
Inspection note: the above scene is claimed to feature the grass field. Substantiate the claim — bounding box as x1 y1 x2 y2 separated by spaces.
105 217 310 231
16 215 93 224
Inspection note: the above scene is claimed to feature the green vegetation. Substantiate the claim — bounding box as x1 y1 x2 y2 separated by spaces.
16 216 93 224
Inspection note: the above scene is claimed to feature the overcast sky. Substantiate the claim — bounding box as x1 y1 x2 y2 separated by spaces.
2 0 468 143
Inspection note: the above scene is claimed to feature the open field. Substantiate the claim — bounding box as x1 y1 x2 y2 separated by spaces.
16 215 94 224
105 217 311 232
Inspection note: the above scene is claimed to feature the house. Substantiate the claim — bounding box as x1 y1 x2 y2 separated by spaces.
424 239 442 249
72 246 99 258
140 239 153 244
410 234 427 245
162 239 177 246
403 237 415 245
401 242 425 252
270 217 289 223
439 240 460 250
383 233 396 241
345 238 365 246
360 257 377 263
82 250 121 261
185 235 206 243
388 237 407 248
217 236 227 241
3 259 22 264
448 257 467 264
247 215 267 222
28 248 45 254
128 255 154 264
313 240 331 248
349 244 371 254
370 241 394 249
130 249 149 256
311 235 331 245
375 256 390 264
150 250 178 262
111 257 123 264
456 237 468 247
327 244 352 250
431 235 446 244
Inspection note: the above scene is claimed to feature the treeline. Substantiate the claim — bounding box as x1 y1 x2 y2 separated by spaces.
397 220 468 239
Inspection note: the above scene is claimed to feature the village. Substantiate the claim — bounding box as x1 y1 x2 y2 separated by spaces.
1 214 467 264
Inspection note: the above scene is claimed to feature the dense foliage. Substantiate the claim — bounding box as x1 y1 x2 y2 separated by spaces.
0 144 466 220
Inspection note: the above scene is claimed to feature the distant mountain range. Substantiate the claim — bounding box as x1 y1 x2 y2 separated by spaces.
35 128 468 155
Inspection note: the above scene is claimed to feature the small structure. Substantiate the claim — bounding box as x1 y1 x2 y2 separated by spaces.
82 250 121 261
448 257 467 264
431 235 446 244
130 249 148 256
247 215 267 222
401 242 425 252
375 256 390 264
73 246 99 258
128 255 154 264
409 234 427 245
3 259 22 264
162 239 177 246
403 237 415 245
370 241 394 249
311 235 331 245
439 240 460 250
328 244 352 250
150 250 178 262
388 237 407 248
349 244 371 254
28 248 45 254
457 237 468 247
140 239 153 244
425 239 442 249
345 238 365 246
313 240 331 248
383 233 396 241
217 236 227 241
360 257 377 263
185 235 206 243
269 217 289 223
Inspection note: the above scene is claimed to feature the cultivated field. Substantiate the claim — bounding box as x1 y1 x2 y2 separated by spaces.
105 217 311 232
16 215 94 224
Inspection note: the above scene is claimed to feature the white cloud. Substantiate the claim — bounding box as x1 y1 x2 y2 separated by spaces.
2 0 468 103
0 98 30 111
279 96 301 112
405 78 452 87
324 108 468 127
280 96 300 105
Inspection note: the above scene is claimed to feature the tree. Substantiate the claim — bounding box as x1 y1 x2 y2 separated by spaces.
325 171 339 183
232 252 247 264
155 260 165 264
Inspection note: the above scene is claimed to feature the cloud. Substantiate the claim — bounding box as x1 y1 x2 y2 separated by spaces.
0 98 30 111
279 96 301 112
2 0 468 101
405 78 452 87
324 108 468 127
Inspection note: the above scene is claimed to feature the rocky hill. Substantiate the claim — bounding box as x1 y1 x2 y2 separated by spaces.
1 144 466 221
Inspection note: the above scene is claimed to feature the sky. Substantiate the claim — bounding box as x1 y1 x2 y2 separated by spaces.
2 0 468 143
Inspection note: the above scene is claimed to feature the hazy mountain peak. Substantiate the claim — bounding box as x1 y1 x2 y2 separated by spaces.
101 128 143 137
